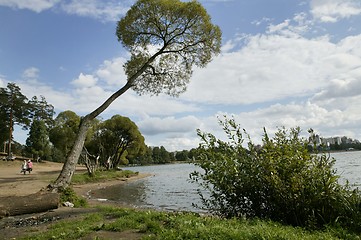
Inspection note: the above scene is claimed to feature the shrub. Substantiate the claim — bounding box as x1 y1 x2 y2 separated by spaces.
59 187 88 207
190 117 361 231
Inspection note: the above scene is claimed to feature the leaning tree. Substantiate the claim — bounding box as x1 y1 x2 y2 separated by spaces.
49 0 221 191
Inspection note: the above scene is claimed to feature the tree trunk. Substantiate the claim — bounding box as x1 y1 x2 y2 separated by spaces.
7 106 13 157
46 48 159 191
0 192 59 217
47 81 135 191
48 119 91 190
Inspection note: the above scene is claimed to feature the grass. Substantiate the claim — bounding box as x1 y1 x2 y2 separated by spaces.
16 168 361 239
71 169 139 184
19 206 361 240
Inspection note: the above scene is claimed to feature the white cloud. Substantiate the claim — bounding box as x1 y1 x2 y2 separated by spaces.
60 0 130 22
181 23 361 109
312 76 361 108
71 73 98 88
107 93 201 118
183 34 334 105
268 20 291 34
226 101 360 144
96 57 128 87
158 137 200 152
311 0 361 23
267 13 311 36
14 80 74 113
0 75 5 87
251 17 272 26
138 116 201 136
22 67 40 80
0 0 130 22
0 0 59 12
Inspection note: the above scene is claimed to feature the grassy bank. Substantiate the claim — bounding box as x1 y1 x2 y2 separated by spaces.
15 169 359 239
19 206 360 240
71 168 139 184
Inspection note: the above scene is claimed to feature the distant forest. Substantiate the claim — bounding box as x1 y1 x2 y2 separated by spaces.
323 141 361 151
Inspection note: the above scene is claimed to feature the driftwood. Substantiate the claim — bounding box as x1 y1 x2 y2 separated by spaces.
0 191 59 217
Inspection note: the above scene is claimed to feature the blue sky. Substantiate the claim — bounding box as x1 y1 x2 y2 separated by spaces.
1 0 361 151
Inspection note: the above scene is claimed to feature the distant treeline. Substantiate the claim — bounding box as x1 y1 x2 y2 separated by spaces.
308 142 361 152
131 147 199 165
326 142 361 151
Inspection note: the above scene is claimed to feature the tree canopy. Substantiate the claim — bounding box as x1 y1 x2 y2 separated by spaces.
117 0 221 97
50 0 221 190
1 83 55 158
0 83 31 128
28 95 55 127
1 83 31 156
26 119 51 160
49 110 81 162
86 115 146 167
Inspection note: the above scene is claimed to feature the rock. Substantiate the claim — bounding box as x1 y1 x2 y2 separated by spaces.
63 201 74 208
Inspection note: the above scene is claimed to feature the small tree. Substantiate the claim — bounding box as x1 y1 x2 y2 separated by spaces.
87 115 146 168
49 0 221 190
26 120 51 160
25 95 55 160
191 117 361 230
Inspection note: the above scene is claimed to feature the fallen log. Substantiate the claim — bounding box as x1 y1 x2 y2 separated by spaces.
0 191 59 217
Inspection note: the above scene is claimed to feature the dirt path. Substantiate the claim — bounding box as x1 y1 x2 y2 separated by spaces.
0 160 71 197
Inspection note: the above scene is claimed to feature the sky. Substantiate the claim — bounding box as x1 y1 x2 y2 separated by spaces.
1 0 361 152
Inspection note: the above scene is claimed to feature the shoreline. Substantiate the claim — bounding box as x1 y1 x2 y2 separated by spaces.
72 172 152 207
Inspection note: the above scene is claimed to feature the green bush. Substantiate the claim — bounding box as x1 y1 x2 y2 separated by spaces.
191 117 361 231
59 187 88 207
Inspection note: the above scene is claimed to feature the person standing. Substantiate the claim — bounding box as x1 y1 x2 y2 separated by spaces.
27 159 33 173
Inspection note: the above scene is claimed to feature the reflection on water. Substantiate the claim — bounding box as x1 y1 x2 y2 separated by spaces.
91 163 204 212
90 151 361 212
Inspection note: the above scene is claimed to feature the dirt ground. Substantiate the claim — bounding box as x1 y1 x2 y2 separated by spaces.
0 160 150 239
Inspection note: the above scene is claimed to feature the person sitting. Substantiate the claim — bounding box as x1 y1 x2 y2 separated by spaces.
20 160 28 174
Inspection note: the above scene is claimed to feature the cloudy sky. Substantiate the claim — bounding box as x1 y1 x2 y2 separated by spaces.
1 0 361 151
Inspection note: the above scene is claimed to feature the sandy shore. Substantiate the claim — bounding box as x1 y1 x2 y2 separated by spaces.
0 160 153 239
0 160 150 201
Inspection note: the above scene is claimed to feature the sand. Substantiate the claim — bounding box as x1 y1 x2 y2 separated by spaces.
0 159 149 200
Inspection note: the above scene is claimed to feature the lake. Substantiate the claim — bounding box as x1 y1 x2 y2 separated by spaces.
90 163 204 212
90 151 361 212
332 151 361 187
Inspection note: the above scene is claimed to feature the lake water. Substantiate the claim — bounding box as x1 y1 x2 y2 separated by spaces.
90 151 361 212
332 151 361 187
